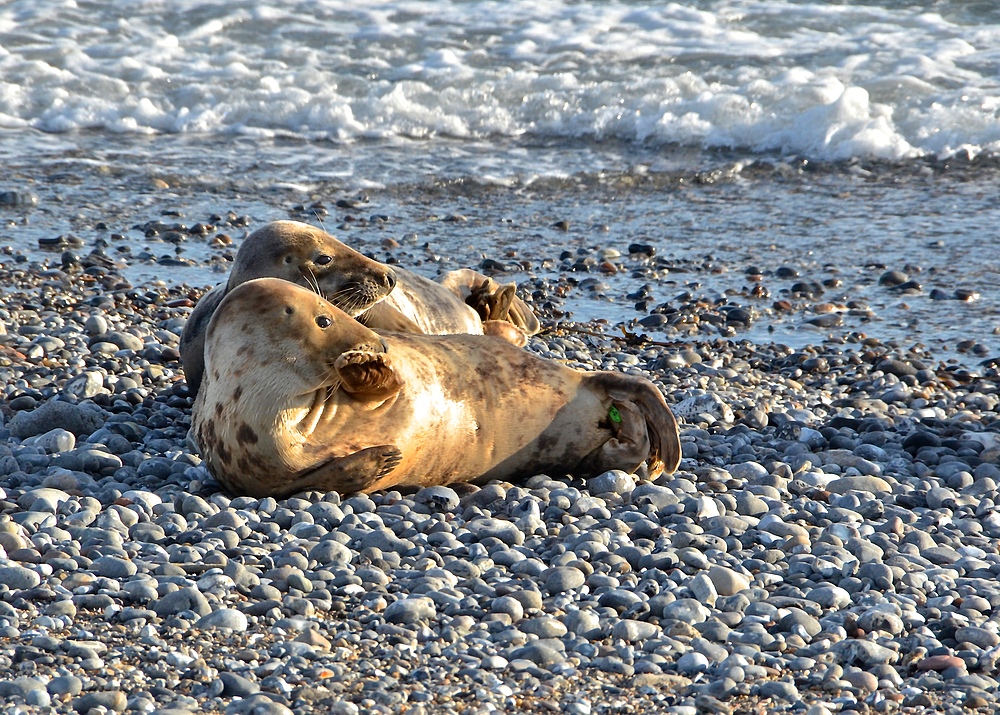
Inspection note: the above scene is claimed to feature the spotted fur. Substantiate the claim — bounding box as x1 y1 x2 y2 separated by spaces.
190 277 680 498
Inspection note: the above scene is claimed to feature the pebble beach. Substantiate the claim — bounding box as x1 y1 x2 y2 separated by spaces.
2 178 1000 715
4 0 1000 712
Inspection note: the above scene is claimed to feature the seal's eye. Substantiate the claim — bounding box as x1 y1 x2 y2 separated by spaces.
315 255 332 266
284 256 294 264
316 315 332 328
285 307 294 315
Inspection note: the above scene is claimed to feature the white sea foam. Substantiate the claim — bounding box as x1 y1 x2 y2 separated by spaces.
0 0 998 161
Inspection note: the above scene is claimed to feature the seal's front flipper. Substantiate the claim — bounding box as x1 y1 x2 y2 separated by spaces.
180 284 228 396
285 444 403 495
335 350 403 400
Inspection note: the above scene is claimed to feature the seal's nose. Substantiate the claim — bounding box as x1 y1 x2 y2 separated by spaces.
384 271 397 291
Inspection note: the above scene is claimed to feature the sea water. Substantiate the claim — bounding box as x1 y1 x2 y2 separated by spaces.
1 0 998 361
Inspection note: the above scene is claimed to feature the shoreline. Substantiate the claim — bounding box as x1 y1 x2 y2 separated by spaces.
1 245 999 714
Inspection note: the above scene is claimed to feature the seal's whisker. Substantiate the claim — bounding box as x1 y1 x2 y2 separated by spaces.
320 367 341 393
335 289 371 316
326 285 362 304
300 267 322 296
343 296 362 316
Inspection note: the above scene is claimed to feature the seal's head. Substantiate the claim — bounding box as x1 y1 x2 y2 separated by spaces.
229 220 397 316
207 277 386 393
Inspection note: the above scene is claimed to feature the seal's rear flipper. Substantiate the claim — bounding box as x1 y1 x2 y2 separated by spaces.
285 445 403 495
483 320 529 347
589 373 682 477
579 397 652 475
437 269 541 335
506 295 541 335
607 385 682 478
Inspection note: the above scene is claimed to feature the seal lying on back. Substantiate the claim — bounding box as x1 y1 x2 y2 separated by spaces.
180 220 540 395
192 278 680 498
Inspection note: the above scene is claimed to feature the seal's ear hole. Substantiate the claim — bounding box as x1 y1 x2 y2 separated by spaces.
285 307 294 315
316 254 333 266
284 255 294 264
316 315 332 329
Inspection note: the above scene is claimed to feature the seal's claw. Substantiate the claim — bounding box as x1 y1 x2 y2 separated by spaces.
377 446 403 478
287 444 403 495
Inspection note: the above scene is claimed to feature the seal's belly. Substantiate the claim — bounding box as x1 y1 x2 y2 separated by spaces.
353 338 595 488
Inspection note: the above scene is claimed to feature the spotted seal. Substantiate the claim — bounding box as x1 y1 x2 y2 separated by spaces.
191 277 680 498
179 220 539 394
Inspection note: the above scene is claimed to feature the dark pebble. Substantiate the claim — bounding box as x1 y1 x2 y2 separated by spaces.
0 190 38 206
878 270 908 286
73 691 127 713
628 243 655 256
220 672 260 697
8 396 37 411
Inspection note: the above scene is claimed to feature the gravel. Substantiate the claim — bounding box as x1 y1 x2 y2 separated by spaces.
2 241 1000 715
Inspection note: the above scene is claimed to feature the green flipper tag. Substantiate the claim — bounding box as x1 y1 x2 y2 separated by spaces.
609 406 622 424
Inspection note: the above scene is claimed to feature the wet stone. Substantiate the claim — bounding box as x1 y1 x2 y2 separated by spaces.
842 670 878 692
520 616 567 638
612 619 660 642
509 642 566 668
918 655 965 672
826 475 891 495
466 517 524 545
26 428 76 454
0 677 47 700
758 680 799 702
707 566 750 596
91 555 137 579
47 675 83 696
955 626 1000 649
9 400 106 438
677 651 710 674
564 609 602 638
807 585 851 610
592 656 634 676
588 469 635 495
413 485 460 511
662 599 710 624
309 539 352 566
